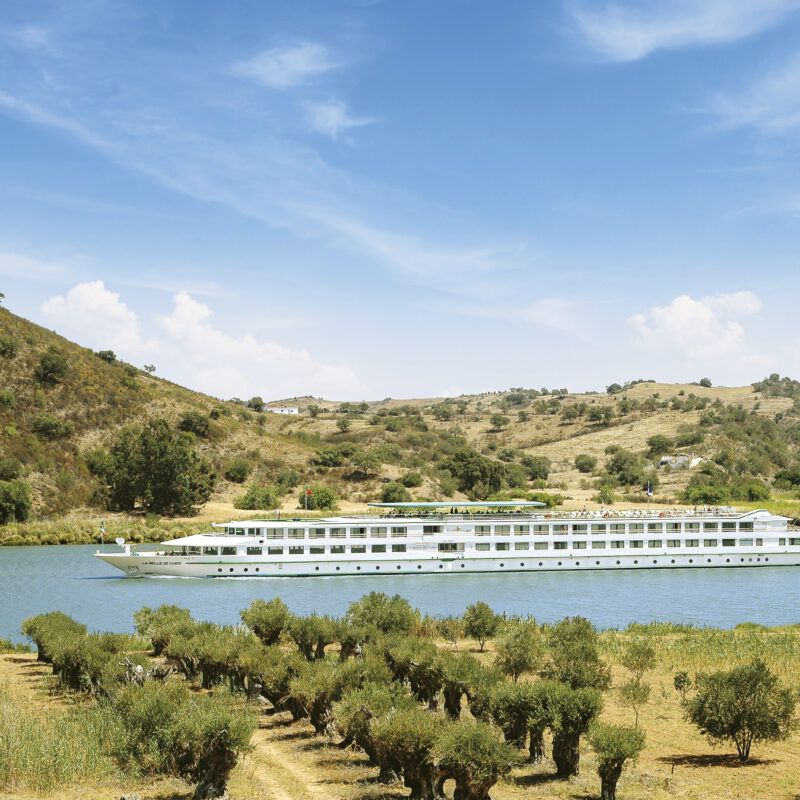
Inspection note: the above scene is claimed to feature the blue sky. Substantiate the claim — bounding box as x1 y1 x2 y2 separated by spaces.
2 0 800 400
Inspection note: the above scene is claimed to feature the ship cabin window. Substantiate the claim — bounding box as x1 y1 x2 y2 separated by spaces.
495 542 509 551
287 529 304 539
203 547 218 555
266 528 283 539
648 540 662 548
514 525 530 535
685 523 700 533
309 528 326 539
391 527 407 537
630 540 643 548
685 539 699 548
424 525 443 533
722 522 736 532
704 539 718 547
648 523 663 533
351 545 367 554
534 542 549 550
533 525 549 535
268 547 283 555
573 541 587 549
610 523 626 533
739 538 753 546
756 538 763 546
438 543 458 552
310 546 325 554
494 525 511 535
630 523 645 533
592 541 606 549
666 540 680 548
572 524 587 533
350 527 367 538
187 546 201 555
666 522 681 533
722 539 736 547
370 527 387 538
779 538 786 546
475 525 490 536
554 541 568 550
739 522 754 532
392 544 407 553
553 524 568 534
514 542 529 550
234 528 245 536
371 544 387 553
703 522 719 532
610 541 625 549
591 524 607 534
476 543 490 551
289 546 305 555
221 546 237 556
330 545 345 554
790 538 800 546
330 528 346 539
246 546 262 556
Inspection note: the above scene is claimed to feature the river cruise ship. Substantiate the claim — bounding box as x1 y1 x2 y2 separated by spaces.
95 502 800 578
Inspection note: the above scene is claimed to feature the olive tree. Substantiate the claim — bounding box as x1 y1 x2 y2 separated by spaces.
463 602 499 652
288 614 339 660
587 722 646 800
240 598 291 646
545 616 611 691
440 652 482 719
134 604 195 656
495 622 543 682
546 682 603 777
346 592 418 635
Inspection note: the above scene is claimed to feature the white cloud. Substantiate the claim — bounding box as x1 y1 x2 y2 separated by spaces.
569 0 800 62
0 250 66 280
628 291 762 359
303 99 374 139
231 42 340 89
41 280 155 353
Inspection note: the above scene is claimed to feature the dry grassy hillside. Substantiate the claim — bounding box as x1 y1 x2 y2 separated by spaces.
1 304 800 526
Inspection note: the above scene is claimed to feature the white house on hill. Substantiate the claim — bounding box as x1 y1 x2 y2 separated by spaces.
266 406 299 415
658 454 704 469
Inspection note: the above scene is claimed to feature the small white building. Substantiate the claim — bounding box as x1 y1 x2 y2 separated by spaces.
658 454 704 470
266 406 299 415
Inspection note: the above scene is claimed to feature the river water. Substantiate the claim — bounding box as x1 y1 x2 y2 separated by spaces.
2 545 799 642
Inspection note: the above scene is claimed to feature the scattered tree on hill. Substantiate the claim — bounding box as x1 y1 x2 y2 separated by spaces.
0 335 18 358
490 413 510 431
300 483 337 510
224 458 249 483
646 435 672 459
545 616 611 691
96 349 116 363
546 682 604 776
400 471 424 487
441 448 506 497
432 403 455 421
351 449 379 479
521 455 550 481
32 413 74 439
463 602 499 652
0 457 21 481
347 592 417 635
178 410 211 438
234 484 279 510
588 406 614 425
682 660 797 763
574 454 597 473
337 418 351 432
0 478 31 523
381 482 409 503
247 396 264 412
143 364 156 374
495 623 543 682
33 347 68 385
587 722 646 800
699 377 712 387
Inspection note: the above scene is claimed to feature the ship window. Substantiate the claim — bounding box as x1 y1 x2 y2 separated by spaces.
475 525 490 535
703 522 719 532
423 525 443 533
391 527 407 537
648 540 662 548
351 545 367 554
289 546 304 555
287 529 304 539
234 528 244 535
610 541 625 549
187 546 201 555
330 545 345 554
330 527 346 538
756 538 763 546
722 522 736 532
571 524 587 533
202 547 218 555
514 525 530 534
779 538 786 546
592 541 606 549
685 539 699 548
309 528 326 539
666 522 681 532
371 544 386 553
514 542 529 550
722 539 736 547
790 538 800 545
476 543 490 551
739 538 753 546
534 542 549 550
267 547 283 555
685 522 700 532
350 527 367 538
494 525 511 534
221 546 236 555
704 539 718 547
573 541 587 549
610 523 625 532
667 540 680 548
739 522 754 532
246 546 262 556
591 524 607 533
552 524 568 534
392 544 407 553
648 523 663 533
533 525 549 534
310 546 324 554
266 528 283 539
554 541 568 550
630 540 643 548
370 527 387 538
438 543 458 552
629 523 644 533
495 542 509 551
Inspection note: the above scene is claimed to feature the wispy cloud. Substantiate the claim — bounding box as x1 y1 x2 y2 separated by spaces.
231 42 341 89
303 99 374 139
0 249 67 281
568 0 800 62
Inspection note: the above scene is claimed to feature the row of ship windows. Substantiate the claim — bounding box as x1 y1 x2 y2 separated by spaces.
183 537 798 556
223 521 758 539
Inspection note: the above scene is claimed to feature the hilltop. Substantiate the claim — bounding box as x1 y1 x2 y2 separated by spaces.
1 304 800 530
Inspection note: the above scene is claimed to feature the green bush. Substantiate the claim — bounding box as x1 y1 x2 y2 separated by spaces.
33 347 68 385
241 598 291 646
575 454 597 473
178 410 211 437
299 482 337 510
0 479 31 524
400 471 424 487
463 602 499 652
0 388 14 408
233 484 279 510
381 482 410 503
587 722 646 800
96 350 116 363
347 592 418 635
522 455 550 480
224 457 250 483
32 413 74 439
0 457 21 481
0 335 18 358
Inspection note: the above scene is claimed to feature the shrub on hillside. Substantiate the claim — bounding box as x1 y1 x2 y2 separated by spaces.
233 484 279 510
0 457 21 481
178 411 211 438
0 335 18 358
33 347 68 385
575 454 597 473
399 471 423 488
224 458 250 483
0 479 32 524
299 483 337 511
381 482 410 503
32 413 75 440
0 388 15 408
96 350 116 363
521 455 550 481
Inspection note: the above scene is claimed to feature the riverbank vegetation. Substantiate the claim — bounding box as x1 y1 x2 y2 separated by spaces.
4 594 798 800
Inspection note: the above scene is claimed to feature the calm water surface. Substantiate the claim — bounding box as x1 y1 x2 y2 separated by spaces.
1 544 799 641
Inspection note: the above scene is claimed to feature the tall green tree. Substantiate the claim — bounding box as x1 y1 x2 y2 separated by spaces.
587 723 646 800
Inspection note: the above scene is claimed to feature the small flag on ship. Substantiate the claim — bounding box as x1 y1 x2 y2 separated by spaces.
646 482 653 497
